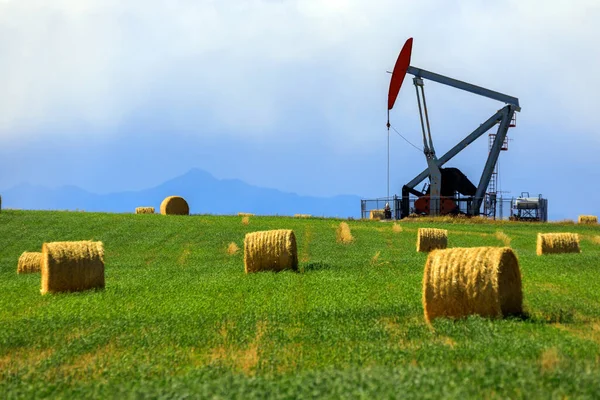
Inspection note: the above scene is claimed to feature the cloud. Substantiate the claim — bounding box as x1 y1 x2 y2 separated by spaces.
0 0 598 148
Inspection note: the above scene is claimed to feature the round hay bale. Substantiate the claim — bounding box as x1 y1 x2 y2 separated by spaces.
244 229 298 273
238 212 255 217
369 209 385 220
294 214 311 218
41 241 105 294
135 207 155 214
17 251 42 274
423 247 523 323
536 233 580 255
416 228 448 252
578 215 598 225
160 196 189 216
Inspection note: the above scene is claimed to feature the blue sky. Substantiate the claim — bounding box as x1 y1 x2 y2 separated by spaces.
1 0 599 219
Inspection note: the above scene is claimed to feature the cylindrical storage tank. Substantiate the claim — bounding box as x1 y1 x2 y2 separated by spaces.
244 229 298 273
515 198 540 210
536 233 580 255
416 228 448 252
160 196 189 215
17 252 42 274
422 247 523 323
41 241 105 294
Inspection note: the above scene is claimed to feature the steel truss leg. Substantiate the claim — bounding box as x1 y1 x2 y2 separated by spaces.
472 105 516 214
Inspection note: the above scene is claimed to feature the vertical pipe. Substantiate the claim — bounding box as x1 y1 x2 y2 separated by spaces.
387 110 390 200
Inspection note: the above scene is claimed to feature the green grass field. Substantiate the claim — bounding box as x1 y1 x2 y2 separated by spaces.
1 210 600 399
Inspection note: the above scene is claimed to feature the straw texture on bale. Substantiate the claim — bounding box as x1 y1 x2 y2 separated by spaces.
536 233 580 255
17 252 42 274
41 241 105 294
416 228 448 252
244 230 298 273
423 247 523 322
135 207 155 214
578 215 598 225
369 209 385 220
160 196 189 215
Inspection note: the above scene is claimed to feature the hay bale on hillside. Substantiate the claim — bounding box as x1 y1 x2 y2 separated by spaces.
244 229 298 273
416 228 448 252
422 247 523 323
41 241 105 294
336 222 353 243
135 207 155 214
238 212 255 217
294 214 311 218
160 196 189 216
17 252 42 274
578 215 598 225
536 233 580 255
369 209 385 220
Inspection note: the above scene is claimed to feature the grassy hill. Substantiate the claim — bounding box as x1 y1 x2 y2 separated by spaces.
1 210 600 399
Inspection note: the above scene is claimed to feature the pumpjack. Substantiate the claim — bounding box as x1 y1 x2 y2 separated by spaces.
387 38 520 218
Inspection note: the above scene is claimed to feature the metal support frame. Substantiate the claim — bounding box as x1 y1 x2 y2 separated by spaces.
472 105 516 214
400 106 515 218
404 107 507 190
394 63 520 219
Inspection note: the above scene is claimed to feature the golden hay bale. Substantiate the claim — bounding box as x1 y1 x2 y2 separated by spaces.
238 212 255 217
416 228 448 252
244 229 298 273
160 196 189 216
294 214 311 218
336 222 353 243
17 252 42 274
422 247 523 323
578 215 598 225
227 242 239 255
536 233 580 255
135 207 155 214
369 209 385 220
41 241 105 294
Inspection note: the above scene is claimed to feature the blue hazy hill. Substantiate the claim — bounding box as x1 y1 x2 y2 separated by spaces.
2 168 362 218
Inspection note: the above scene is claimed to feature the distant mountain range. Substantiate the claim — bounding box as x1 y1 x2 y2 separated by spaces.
1 168 362 218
